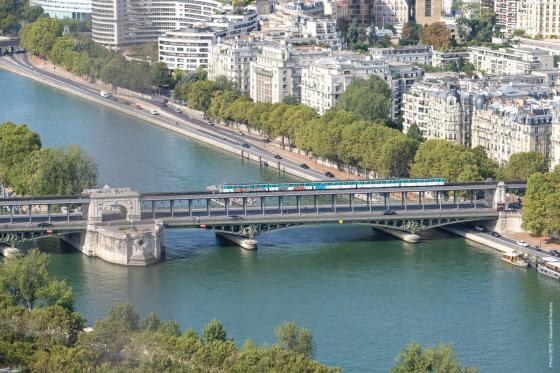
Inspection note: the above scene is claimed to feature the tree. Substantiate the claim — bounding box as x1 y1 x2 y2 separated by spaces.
406 124 424 143
23 5 45 23
8 145 97 195
336 17 350 35
499 151 548 181
274 321 316 359
400 21 421 46
187 80 217 112
411 140 497 182
107 303 139 331
202 320 227 343
335 76 392 123
419 22 451 50
0 122 41 183
20 18 63 56
149 62 173 88
0 249 74 311
522 169 560 237
392 341 478 373
282 95 299 105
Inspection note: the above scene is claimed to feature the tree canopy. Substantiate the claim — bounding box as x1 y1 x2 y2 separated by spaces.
411 140 497 182
419 22 451 51
499 151 548 181
522 167 560 237
335 76 392 124
0 122 41 183
391 341 478 373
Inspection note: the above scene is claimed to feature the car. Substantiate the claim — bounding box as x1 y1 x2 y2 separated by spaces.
383 209 396 215
491 231 501 238
263 138 271 143
325 171 335 178
229 215 241 220
474 225 485 232
516 240 529 247
242 143 250 148
174 108 182 113
208 121 215 126
150 109 159 115
300 163 309 169
37 222 53 228
274 154 282 159
135 104 143 110
549 250 560 257
238 131 245 136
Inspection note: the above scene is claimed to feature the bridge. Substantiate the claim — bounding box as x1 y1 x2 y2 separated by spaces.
0 181 526 265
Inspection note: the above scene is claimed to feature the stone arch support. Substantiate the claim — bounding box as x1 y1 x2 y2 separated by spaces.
84 185 141 223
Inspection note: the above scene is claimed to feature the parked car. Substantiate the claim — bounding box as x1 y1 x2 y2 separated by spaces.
474 225 486 232
274 154 282 159
383 209 396 215
491 231 501 238
325 171 334 178
37 222 53 228
135 104 143 110
300 163 309 169
242 143 250 148
549 250 560 257
516 240 529 247
263 138 271 143
150 109 159 115
174 108 182 113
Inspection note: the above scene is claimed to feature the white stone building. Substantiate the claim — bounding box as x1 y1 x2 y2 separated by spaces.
550 106 560 170
494 0 519 36
369 45 433 65
468 46 554 75
208 38 260 94
249 43 330 103
372 0 409 27
31 0 91 20
158 12 258 71
517 0 560 39
471 98 553 165
431 50 470 69
92 0 226 50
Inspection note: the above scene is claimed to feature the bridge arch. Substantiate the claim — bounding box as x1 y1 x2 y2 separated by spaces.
86 185 141 223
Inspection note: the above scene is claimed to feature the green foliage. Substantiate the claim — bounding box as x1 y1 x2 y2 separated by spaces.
392 341 478 373
0 0 45 35
203 319 227 343
149 62 174 88
407 124 424 143
411 140 497 182
107 303 140 331
8 144 97 195
335 76 392 123
20 18 63 56
400 21 421 46
0 122 41 183
499 151 548 181
275 321 316 358
522 168 560 236
419 22 451 51
456 6 496 45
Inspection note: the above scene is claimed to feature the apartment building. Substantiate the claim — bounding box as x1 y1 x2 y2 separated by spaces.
517 0 560 39
31 0 91 20
415 0 442 25
550 106 560 170
372 0 409 26
92 0 224 50
300 56 391 114
208 39 260 94
158 12 257 71
249 43 330 103
516 38 560 57
369 45 432 65
494 0 518 36
425 89 473 145
471 98 553 165
469 46 554 75
431 50 470 69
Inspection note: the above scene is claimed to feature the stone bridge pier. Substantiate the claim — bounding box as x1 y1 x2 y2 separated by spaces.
62 186 164 265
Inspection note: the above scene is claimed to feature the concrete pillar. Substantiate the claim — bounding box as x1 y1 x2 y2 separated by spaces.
349 194 353 212
314 195 318 214
188 199 192 217
404 192 407 211
401 192 405 207
490 182 507 210
152 201 156 219
455 191 459 209
332 194 336 212
260 197 265 215
29 204 32 223
279 196 284 214
367 193 372 212
296 195 301 214
243 197 247 216
170 200 175 218
420 192 424 210
474 191 477 209
66 204 70 222
10 205 13 224
439 192 442 210
225 198 229 216
48 205 51 222
384 193 388 209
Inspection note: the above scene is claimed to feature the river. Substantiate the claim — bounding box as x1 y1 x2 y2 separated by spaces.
1 69 559 372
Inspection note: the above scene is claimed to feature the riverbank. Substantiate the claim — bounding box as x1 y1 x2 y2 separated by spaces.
0 56 323 182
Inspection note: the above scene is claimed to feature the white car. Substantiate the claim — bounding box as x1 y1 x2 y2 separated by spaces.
150 109 159 115
474 225 485 232
516 240 529 248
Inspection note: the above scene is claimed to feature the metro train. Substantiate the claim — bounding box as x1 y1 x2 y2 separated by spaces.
207 177 445 193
